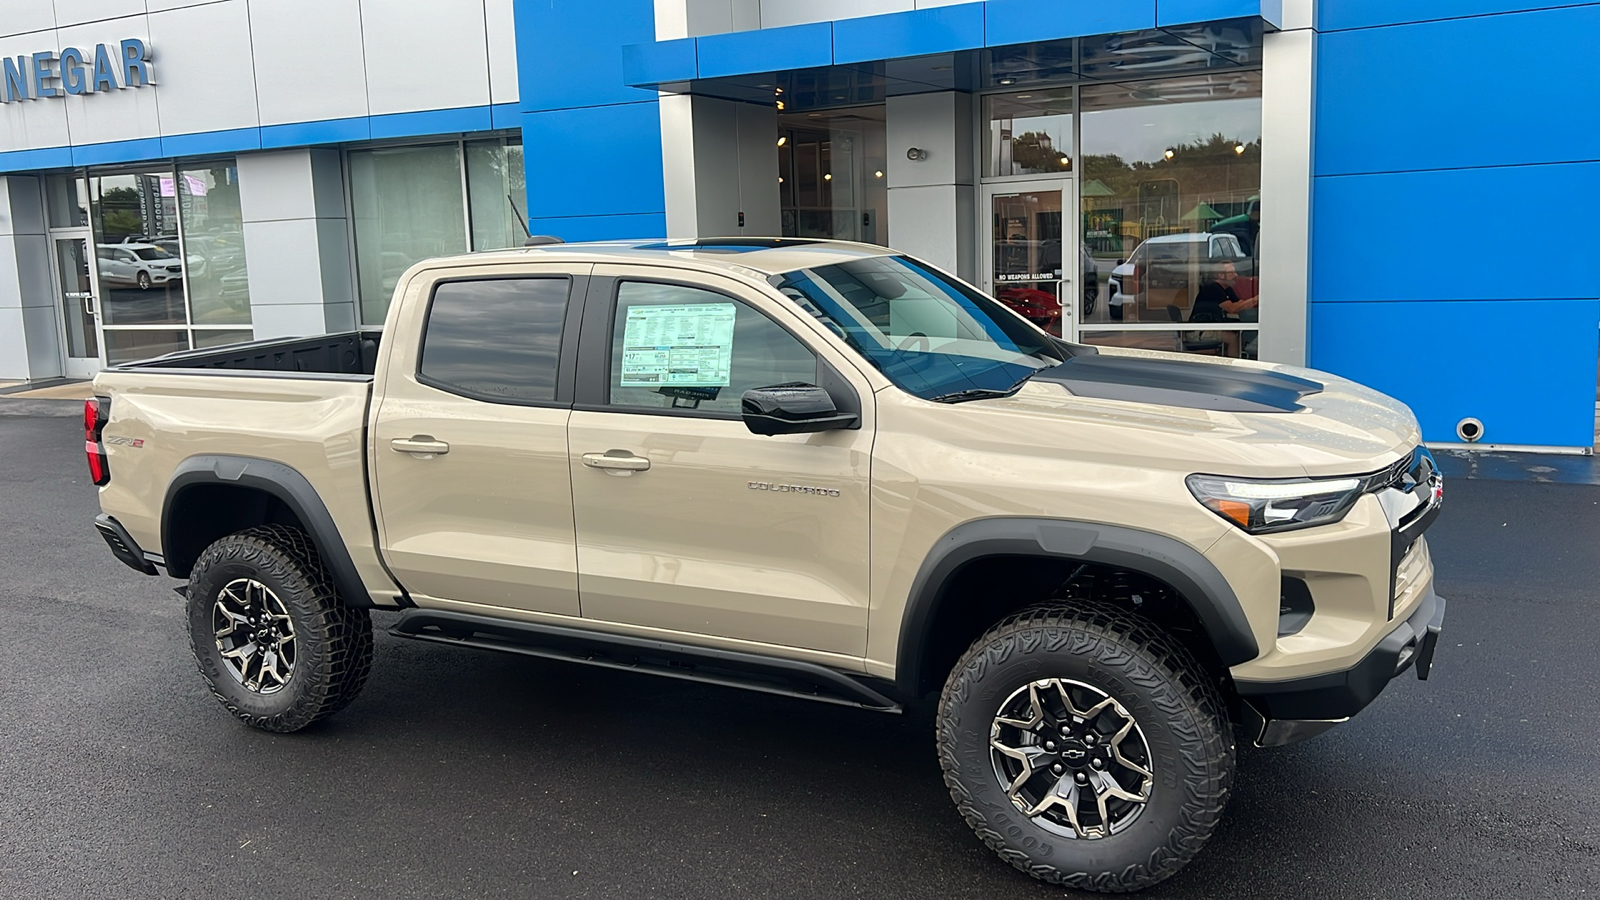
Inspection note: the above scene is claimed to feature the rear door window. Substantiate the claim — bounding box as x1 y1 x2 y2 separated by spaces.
418 277 571 405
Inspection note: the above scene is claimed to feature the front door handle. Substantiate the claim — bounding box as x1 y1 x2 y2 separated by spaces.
391 436 450 457
582 451 651 472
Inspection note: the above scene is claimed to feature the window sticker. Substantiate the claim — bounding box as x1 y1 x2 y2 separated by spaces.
620 303 737 387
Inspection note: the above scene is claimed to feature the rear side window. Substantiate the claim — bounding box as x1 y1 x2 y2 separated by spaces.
419 277 570 404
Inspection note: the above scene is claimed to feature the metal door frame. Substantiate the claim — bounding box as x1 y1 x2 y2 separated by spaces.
978 178 1077 340
48 228 105 379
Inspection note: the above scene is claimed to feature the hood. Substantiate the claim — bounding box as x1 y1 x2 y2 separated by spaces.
958 348 1420 479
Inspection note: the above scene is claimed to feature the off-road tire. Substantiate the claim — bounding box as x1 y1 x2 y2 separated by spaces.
937 601 1234 892
186 525 373 732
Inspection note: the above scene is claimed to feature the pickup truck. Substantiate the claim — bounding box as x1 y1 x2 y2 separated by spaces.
89 238 1445 892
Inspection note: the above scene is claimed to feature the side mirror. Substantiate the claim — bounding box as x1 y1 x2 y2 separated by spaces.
741 383 859 436
1116 258 1126 266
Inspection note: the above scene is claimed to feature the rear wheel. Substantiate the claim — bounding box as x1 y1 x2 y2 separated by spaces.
937 602 1233 892
186 525 372 732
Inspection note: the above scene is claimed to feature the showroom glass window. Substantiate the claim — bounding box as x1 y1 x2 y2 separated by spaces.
778 106 888 245
1076 71 1262 359
351 137 529 325
87 162 254 364
985 89 1074 177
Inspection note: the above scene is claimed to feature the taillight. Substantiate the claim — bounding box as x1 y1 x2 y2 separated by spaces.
84 397 111 486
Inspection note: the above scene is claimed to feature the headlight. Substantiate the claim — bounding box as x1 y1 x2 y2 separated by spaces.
1186 474 1364 534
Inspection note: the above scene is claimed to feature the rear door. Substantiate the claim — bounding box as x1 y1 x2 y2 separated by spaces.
371 262 589 616
566 266 875 657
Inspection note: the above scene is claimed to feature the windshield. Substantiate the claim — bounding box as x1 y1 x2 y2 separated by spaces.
769 255 1062 401
132 246 174 260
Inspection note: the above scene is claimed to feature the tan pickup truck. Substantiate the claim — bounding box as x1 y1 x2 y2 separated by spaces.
88 238 1445 892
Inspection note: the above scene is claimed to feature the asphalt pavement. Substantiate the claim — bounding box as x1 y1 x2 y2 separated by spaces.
2 409 1597 898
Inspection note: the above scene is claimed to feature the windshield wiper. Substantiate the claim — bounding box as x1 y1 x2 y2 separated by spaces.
930 367 1054 404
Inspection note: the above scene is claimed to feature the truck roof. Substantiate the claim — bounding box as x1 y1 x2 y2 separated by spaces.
438 238 898 278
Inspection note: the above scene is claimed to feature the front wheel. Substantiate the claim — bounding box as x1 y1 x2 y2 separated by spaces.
186 525 373 732
937 602 1233 892
136 270 151 290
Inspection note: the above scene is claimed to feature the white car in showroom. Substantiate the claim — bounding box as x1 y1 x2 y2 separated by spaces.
97 242 183 291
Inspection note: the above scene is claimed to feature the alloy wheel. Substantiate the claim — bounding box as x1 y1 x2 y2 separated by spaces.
212 577 297 694
989 678 1154 839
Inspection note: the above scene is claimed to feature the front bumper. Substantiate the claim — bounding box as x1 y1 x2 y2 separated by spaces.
1236 585 1446 747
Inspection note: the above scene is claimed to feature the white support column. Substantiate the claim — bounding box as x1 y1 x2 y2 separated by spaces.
886 92 975 280
660 94 780 239
236 149 357 338
1257 0 1318 366
0 176 62 381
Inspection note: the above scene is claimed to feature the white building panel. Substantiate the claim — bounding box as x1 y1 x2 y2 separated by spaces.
149 1 259 134
758 0 911 29
0 32 73 152
250 0 371 126
360 0 490 116
0 6 60 39
486 0 520 104
55 17 161 146
51 0 146 28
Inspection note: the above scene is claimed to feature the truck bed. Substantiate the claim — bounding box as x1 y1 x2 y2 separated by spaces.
120 330 382 377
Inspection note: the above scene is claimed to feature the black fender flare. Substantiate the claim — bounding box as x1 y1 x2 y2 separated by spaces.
162 455 374 608
896 518 1261 694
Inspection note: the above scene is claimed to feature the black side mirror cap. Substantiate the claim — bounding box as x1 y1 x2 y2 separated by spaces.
741 383 859 436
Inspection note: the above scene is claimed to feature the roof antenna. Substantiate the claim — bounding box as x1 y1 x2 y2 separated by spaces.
523 235 564 247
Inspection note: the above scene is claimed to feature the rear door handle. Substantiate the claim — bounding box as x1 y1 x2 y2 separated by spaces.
582 451 651 472
391 436 450 457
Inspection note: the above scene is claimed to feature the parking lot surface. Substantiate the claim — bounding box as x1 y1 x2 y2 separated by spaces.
2 411 1597 898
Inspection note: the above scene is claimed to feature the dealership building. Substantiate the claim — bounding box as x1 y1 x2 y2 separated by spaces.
0 0 1595 449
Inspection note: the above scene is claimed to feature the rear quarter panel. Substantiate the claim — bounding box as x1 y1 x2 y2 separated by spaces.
92 370 395 602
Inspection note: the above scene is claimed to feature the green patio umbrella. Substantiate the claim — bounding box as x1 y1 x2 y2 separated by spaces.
1081 179 1116 198
1181 201 1223 222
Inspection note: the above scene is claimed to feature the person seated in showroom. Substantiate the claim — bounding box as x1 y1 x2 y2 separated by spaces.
1188 260 1257 357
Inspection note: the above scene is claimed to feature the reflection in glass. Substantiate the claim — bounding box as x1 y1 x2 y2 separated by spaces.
1079 328 1258 360
193 329 256 349
419 278 570 404
45 176 88 227
1080 71 1261 332
89 171 189 327
104 329 188 365
466 140 529 251
778 106 887 245
178 164 253 327
54 238 99 358
351 144 469 324
991 188 1066 336
985 90 1074 177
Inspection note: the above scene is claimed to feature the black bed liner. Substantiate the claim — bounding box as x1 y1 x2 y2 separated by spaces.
120 330 382 377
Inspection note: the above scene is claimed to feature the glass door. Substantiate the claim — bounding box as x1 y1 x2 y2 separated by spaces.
53 234 103 378
981 181 1076 338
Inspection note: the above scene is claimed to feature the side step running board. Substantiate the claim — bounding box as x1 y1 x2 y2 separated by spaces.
388 609 902 713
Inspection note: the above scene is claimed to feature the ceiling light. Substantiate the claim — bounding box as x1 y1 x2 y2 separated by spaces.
1016 94 1033 99
777 136 787 146
999 78 1016 85
775 87 783 94
1235 144 1246 154
1059 156 1070 166
1163 148 1175 159
778 176 784 183
873 170 884 178
823 173 832 180
776 100 785 110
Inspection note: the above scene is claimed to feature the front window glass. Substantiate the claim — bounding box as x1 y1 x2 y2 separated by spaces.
607 282 818 415
769 255 1060 401
1078 71 1261 358
89 170 188 329
177 163 253 327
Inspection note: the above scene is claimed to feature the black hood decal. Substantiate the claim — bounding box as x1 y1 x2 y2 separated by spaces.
1030 354 1323 413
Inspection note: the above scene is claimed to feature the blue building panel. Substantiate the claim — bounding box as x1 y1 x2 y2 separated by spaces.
1318 0 1597 32
0 146 74 173
514 0 660 112
524 212 667 242
71 137 165 168
161 127 262 159
1316 6 1600 176
697 22 833 79
259 116 372 149
369 105 494 139
1310 298 1600 447
833 4 986 65
622 37 698 88
1157 0 1281 29
520 102 665 220
985 0 1154 47
1311 162 1600 303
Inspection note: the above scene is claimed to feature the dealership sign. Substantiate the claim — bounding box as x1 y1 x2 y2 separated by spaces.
0 39 152 102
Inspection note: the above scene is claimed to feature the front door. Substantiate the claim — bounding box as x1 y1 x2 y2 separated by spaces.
566 266 874 658
52 235 102 378
981 181 1075 339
